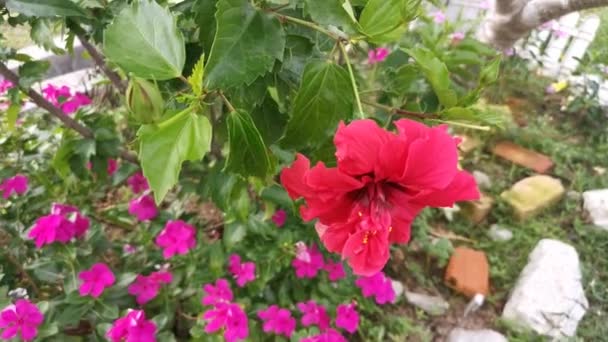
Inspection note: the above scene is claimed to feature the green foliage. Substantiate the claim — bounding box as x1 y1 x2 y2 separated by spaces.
405 47 458 109
359 0 415 43
204 0 285 89
103 0 185 80
139 108 212 204
225 109 274 178
281 61 354 148
5 0 87 17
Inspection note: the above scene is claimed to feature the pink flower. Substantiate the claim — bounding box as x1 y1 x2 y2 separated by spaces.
51 203 89 237
78 263 115 298
128 194 158 221
42 85 91 115
503 47 515 56
28 204 90 248
367 48 389 64
0 299 43 341
336 303 359 333
127 172 149 194
202 279 234 306
0 174 28 199
61 92 92 114
324 261 346 282
301 328 347 342
128 271 172 305
203 302 249 342
281 119 479 276
450 32 465 44
297 301 330 331
227 254 256 287
107 309 156 342
123 244 137 254
0 80 13 94
292 243 325 279
155 220 196 259
432 10 446 24
355 272 395 304
479 0 491 10
271 209 287 227
107 159 118 176
257 305 296 338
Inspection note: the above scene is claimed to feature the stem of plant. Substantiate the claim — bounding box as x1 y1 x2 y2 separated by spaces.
339 42 365 119
219 92 236 113
362 99 437 120
273 13 341 41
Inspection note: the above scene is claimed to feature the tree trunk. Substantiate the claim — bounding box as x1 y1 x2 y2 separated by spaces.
479 0 608 49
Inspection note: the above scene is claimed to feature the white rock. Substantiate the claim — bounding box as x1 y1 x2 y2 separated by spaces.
488 224 513 242
583 189 608 230
404 291 449 315
447 328 508 342
502 239 588 339
473 170 492 189
390 279 404 298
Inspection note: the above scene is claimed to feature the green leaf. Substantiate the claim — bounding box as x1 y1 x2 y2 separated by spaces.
359 0 407 43
6 0 87 17
188 54 205 97
480 57 502 85
251 96 287 144
5 103 21 131
205 0 285 89
304 0 359 33
223 221 246 250
139 109 212 203
405 47 458 109
31 19 63 53
281 61 353 148
194 0 218 55
225 109 273 178
103 0 185 80
18 61 50 88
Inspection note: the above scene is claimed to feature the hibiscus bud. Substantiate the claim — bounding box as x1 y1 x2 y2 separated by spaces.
126 78 164 124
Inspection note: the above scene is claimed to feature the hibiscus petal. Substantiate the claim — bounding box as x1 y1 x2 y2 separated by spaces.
393 119 430 142
411 170 480 207
318 220 357 253
400 126 459 190
342 230 390 276
334 120 391 176
280 154 312 200
375 135 409 181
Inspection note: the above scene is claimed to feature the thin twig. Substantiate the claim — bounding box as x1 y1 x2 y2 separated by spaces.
362 99 438 120
218 91 236 113
0 62 139 164
339 42 364 118
76 33 126 93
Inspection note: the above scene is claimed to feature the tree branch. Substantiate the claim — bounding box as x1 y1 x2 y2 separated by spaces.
362 100 438 120
76 33 126 93
0 61 138 164
480 0 608 49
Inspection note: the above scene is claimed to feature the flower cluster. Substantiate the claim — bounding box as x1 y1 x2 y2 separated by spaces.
0 174 28 199
271 209 287 227
201 279 248 342
107 309 156 342
281 119 479 275
257 300 359 341
128 270 173 305
355 272 396 305
28 203 90 248
0 299 43 341
42 84 91 115
155 220 197 259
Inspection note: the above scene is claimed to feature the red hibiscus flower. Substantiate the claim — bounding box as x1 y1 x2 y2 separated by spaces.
280 119 479 276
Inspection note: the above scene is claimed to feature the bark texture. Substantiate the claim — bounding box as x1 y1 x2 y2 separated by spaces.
479 0 608 49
